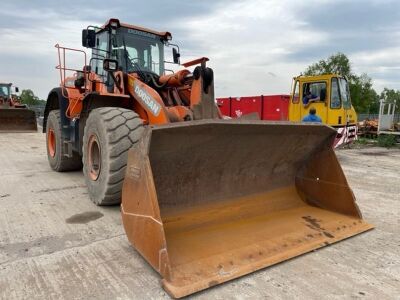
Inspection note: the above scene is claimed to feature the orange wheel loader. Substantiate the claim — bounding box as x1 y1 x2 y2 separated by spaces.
43 19 373 298
0 83 37 132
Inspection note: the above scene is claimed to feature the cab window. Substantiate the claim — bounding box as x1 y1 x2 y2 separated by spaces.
302 82 327 103
330 78 341 108
339 78 351 109
150 44 161 74
0 86 10 97
110 28 164 75
92 31 109 80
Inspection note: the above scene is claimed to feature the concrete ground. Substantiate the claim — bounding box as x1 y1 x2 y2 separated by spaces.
0 132 399 300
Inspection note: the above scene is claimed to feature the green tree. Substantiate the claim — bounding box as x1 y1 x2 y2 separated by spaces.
303 52 379 113
20 89 45 105
350 74 380 114
304 52 353 79
380 88 400 105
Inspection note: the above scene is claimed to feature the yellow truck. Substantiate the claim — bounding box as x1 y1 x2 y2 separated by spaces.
218 74 358 147
289 74 358 147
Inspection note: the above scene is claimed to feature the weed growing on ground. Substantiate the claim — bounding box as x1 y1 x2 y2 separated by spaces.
377 135 397 148
354 137 369 145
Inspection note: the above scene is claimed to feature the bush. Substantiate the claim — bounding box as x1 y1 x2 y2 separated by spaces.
377 134 397 147
354 137 369 145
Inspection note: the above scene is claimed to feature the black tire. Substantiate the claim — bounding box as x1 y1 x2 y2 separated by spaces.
82 107 144 205
46 110 82 171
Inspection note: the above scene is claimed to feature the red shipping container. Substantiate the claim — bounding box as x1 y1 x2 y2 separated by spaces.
216 97 231 117
230 96 262 118
262 95 289 121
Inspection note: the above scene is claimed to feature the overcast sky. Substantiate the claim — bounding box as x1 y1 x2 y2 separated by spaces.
1 0 400 99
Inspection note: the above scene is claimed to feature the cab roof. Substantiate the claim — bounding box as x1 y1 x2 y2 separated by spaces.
294 74 345 81
99 18 172 40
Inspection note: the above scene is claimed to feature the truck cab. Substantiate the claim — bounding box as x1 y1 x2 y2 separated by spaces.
289 74 357 126
289 74 358 147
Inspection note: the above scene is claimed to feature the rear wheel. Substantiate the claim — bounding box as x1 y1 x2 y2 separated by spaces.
46 110 82 171
82 107 144 205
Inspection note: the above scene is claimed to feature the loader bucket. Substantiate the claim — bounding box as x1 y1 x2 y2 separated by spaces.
121 120 373 298
0 108 37 132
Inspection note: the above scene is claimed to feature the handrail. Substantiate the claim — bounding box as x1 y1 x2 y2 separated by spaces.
55 44 87 118
55 44 87 99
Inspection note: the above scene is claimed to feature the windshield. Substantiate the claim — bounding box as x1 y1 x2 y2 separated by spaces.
339 78 351 109
0 85 10 98
111 27 165 76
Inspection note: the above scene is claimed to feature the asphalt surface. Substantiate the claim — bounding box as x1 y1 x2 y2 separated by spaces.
0 132 399 299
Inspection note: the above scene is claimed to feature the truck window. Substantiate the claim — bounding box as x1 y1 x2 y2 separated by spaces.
339 78 351 109
330 78 341 108
292 80 299 103
302 82 327 102
0 86 10 97
92 31 109 79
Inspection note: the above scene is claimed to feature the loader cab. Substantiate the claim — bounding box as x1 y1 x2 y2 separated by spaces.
109 27 165 76
83 19 171 83
0 83 11 106
289 74 357 127
0 83 11 101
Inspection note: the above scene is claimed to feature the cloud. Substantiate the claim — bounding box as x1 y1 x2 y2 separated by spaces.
350 46 400 91
0 0 228 98
174 0 400 96
0 5 105 96
1 0 400 99
172 0 329 96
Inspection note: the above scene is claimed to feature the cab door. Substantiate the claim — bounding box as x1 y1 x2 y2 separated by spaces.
288 79 301 121
91 31 109 82
339 77 352 126
327 77 344 126
299 80 329 123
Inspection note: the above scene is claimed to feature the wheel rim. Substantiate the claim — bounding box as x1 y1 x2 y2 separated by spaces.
48 128 56 158
88 134 101 181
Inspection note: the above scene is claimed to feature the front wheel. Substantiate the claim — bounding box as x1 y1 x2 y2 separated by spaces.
82 107 144 205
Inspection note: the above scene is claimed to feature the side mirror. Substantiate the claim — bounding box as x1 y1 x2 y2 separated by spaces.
103 59 119 72
15 87 19 93
82 29 96 48
173 47 180 64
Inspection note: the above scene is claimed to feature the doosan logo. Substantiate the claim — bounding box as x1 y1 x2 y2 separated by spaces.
134 82 161 116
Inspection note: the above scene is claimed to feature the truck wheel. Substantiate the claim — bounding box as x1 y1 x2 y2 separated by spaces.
46 110 82 171
82 107 144 205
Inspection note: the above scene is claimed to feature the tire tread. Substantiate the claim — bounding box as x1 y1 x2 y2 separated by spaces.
83 107 143 205
47 110 82 172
